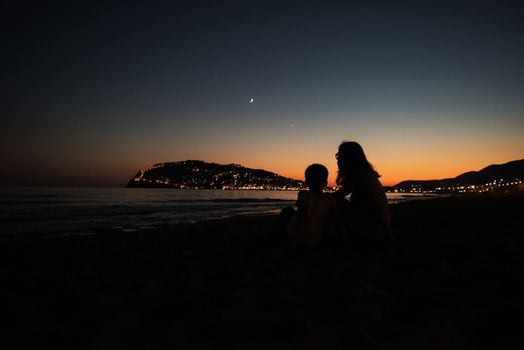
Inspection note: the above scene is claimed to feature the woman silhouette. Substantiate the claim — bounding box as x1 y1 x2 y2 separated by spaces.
334 141 394 248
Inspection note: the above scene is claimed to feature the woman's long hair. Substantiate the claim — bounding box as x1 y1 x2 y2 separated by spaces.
336 141 380 186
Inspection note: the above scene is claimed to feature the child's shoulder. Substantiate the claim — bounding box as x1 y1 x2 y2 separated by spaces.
297 190 313 201
297 189 309 196
320 192 337 203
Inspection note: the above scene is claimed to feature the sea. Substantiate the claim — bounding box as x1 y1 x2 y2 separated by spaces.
0 187 440 239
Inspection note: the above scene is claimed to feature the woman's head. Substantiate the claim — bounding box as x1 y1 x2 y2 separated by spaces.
336 141 379 185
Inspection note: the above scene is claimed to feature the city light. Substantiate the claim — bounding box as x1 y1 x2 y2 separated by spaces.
392 177 524 194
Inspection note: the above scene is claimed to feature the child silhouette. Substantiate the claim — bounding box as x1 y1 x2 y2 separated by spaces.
278 164 337 247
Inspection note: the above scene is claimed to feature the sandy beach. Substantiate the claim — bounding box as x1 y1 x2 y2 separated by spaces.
2 193 524 349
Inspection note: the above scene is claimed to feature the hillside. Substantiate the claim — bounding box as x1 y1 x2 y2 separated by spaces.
393 158 524 193
127 160 304 190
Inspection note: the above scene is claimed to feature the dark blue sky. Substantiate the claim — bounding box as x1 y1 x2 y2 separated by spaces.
2 0 523 186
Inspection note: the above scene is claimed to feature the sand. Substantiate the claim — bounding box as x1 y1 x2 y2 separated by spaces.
1 193 524 349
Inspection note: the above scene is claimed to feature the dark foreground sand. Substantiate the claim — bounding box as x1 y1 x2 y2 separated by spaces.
2 194 524 349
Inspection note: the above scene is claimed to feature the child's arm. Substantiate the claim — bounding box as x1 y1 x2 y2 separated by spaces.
291 199 308 246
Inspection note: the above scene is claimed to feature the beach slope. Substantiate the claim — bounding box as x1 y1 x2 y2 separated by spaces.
1 194 523 349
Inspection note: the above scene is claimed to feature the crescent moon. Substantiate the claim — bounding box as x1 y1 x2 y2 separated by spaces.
249 98 254 103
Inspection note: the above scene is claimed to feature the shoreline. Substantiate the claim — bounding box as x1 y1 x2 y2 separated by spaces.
0 189 461 242
2 193 523 349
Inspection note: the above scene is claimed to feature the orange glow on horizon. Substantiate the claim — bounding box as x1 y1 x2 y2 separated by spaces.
4 124 521 188
261 153 524 188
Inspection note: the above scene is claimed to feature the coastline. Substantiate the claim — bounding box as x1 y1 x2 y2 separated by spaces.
2 192 523 349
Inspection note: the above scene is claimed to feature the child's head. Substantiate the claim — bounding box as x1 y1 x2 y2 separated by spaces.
305 163 329 191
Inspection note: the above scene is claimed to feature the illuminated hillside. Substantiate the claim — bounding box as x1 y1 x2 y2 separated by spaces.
127 160 305 190
392 158 524 193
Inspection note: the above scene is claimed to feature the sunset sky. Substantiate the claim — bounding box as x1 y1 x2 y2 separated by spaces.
3 0 523 187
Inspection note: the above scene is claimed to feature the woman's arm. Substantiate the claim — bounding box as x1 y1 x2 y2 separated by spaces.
334 182 352 202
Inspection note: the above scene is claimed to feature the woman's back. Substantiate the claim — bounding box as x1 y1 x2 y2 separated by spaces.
349 171 392 241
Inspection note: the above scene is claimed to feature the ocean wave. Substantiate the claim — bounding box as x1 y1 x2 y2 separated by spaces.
0 200 76 205
2 188 444 240
154 198 293 204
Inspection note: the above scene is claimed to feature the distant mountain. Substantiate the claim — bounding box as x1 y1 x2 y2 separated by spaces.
393 158 524 192
127 160 305 190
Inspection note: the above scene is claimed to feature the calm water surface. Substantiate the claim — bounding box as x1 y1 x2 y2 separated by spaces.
0 187 437 239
